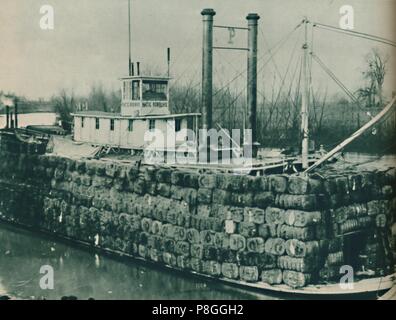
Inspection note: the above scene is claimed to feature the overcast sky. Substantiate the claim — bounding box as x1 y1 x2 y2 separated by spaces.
0 0 395 100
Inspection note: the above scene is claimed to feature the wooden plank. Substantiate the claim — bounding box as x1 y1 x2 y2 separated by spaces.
305 96 396 174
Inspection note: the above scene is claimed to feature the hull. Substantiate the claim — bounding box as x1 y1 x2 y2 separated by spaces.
1 220 394 300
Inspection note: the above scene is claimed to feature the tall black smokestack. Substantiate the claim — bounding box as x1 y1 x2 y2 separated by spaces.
14 98 18 129
246 13 260 158
167 48 171 77
5 106 10 129
201 8 216 130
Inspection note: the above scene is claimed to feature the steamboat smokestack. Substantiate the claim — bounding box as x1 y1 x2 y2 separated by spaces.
201 8 216 130
14 98 18 129
246 13 260 158
5 106 10 129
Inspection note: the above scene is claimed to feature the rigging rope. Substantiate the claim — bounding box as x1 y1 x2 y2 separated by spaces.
312 22 396 47
310 52 371 118
260 25 303 110
212 20 304 98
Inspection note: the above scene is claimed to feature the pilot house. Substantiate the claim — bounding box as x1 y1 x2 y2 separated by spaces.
72 75 200 156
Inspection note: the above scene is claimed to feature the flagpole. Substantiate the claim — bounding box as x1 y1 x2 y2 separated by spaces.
128 0 132 76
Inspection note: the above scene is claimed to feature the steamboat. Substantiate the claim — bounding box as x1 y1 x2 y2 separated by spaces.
0 3 395 299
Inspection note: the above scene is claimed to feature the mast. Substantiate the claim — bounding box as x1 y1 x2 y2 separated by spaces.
128 0 132 76
301 18 309 169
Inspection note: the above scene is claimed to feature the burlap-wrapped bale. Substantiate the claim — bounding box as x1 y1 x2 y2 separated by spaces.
149 248 161 262
257 224 271 239
288 175 309 195
261 269 283 285
161 224 176 239
285 239 319 258
173 226 187 241
375 214 387 228
244 207 265 224
200 230 216 246
283 270 312 288
278 225 315 241
232 192 254 207
141 217 153 233
202 260 222 276
190 257 203 273
238 222 257 237
277 256 318 273
177 255 191 270
214 232 230 249
325 251 344 266
197 188 213 204
156 183 171 198
212 189 232 205
203 246 218 260
221 262 239 279
229 234 247 251
183 172 199 189
133 175 146 195
171 171 185 186
138 244 148 259
220 206 244 222
197 205 211 218
265 207 285 225
225 220 237 234
161 238 176 253
151 220 162 235
176 213 191 228
239 266 259 282
270 175 288 193
175 241 190 256
156 168 172 184
338 219 359 234
318 266 339 282
284 210 321 227
198 174 217 189
275 194 318 211
264 238 286 256
162 252 177 267
246 237 265 253
147 235 162 250
190 244 204 259
253 192 275 209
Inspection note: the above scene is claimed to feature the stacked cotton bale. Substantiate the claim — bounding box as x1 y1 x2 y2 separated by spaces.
0 138 395 290
316 169 396 281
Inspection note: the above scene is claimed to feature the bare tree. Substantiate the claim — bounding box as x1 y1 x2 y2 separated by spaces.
357 49 389 108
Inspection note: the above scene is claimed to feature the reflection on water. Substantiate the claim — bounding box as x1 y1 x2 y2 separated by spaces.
0 224 278 300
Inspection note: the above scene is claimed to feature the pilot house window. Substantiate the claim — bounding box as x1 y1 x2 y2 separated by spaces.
95 118 100 130
122 80 140 101
175 119 181 132
149 119 155 132
128 120 134 132
81 117 85 128
110 119 115 131
142 80 167 101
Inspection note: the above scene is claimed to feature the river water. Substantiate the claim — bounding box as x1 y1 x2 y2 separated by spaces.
0 224 278 300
